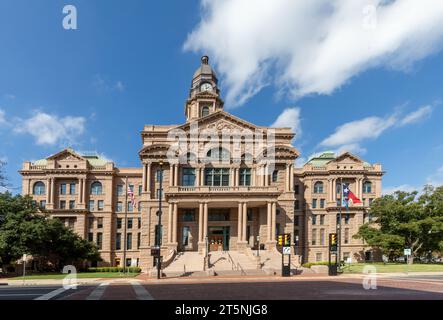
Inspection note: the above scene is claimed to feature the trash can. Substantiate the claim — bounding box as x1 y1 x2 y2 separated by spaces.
328 264 338 276
282 265 291 277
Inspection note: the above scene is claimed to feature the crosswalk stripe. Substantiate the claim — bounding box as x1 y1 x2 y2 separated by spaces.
130 281 154 300
86 282 109 300
34 287 69 300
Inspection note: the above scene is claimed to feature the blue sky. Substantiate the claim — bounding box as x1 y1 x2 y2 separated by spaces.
1 0 443 194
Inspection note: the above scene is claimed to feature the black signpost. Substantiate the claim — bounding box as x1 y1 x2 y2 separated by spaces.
278 234 291 277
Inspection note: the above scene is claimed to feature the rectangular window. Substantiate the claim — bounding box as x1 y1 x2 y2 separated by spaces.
294 184 299 194
294 200 300 210
39 200 46 209
126 233 132 250
97 217 103 229
138 202 142 211
96 233 103 250
138 185 142 196
247 208 253 221
60 200 66 210
312 229 317 245
182 209 196 222
275 223 280 237
320 229 325 245
316 252 322 262
126 258 132 267
344 228 350 244
88 233 93 242
98 200 104 211
138 217 141 229
117 185 123 196
154 225 163 246
345 214 350 224
117 201 122 212
60 183 67 195
69 200 75 210
137 232 141 249
182 168 196 186
127 218 133 229
312 215 317 225
117 218 122 229
128 201 134 212
129 184 134 193
116 233 121 250
320 215 325 225
89 200 95 211
272 170 278 182
69 183 76 195
204 168 229 186
208 209 230 221
312 199 317 209
239 168 251 186
88 217 94 229
320 199 325 208
294 215 299 227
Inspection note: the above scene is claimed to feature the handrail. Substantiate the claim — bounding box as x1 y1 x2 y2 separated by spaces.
226 252 236 271
237 262 246 276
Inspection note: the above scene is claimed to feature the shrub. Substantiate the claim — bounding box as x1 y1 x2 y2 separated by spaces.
302 261 330 268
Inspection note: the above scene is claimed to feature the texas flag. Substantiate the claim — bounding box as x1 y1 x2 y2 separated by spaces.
342 183 361 208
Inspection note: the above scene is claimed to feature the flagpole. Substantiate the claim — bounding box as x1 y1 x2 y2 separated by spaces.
338 177 343 269
123 176 128 276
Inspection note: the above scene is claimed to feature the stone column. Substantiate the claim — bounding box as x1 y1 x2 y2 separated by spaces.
142 164 147 192
78 178 82 204
196 167 200 187
168 203 173 244
242 202 247 242
332 179 337 203
174 165 179 186
147 163 151 194
172 202 178 244
290 164 294 191
46 178 51 204
169 164 174 187
251 167 256 186
50 178 55 205
237 202 242 242
198 202 203 242
203 202 208 240
271 202 277 241
267 202 272 242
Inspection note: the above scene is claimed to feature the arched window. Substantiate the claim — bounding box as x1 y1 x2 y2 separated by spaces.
363 181 372 193
33 181 46 195
313 181 324 193
90 182 103 195
201 106 210 117
207 147 230 162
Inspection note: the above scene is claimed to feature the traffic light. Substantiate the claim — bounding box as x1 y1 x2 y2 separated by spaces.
278 235 283 246
329 233 338 252
284 234 291 246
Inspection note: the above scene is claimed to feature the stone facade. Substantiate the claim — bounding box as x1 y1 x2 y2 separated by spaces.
19 57 383 272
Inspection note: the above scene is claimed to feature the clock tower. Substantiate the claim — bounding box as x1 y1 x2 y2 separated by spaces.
185 56 224 122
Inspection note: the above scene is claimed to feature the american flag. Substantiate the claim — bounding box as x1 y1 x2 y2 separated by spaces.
127 186 136 209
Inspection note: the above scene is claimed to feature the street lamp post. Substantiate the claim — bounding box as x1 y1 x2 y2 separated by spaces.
156 161 164 280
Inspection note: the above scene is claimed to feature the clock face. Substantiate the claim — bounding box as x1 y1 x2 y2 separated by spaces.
200 83 213 92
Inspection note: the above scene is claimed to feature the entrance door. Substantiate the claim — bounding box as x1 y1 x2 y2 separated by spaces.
208 227 230 251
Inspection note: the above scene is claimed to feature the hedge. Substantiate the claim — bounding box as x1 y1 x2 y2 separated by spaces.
302 261 331 268
86 267 141 273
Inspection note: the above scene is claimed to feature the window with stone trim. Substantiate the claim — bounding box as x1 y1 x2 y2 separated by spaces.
33 181 46 195
90 182 103 195
313 181 324 193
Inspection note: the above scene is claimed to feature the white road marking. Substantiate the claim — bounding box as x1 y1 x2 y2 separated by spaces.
34 286 73 300
130 281 154 300
86 282 109 300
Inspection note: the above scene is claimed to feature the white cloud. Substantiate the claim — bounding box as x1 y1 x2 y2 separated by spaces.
271 107 302 137
399 105 433 126
0 109 6 124
92 74 125 93
426 165 443 187
14 111 86 146
382 184 417 195
184 0 443 107
319 104 435 155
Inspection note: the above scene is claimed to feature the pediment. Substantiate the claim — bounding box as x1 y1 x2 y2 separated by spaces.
47 149 85 162
176 111 262 133
328 152 364 165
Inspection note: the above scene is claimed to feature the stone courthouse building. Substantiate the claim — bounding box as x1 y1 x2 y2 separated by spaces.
19 57 383 273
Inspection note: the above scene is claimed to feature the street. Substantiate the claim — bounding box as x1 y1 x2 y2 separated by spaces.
0 274 442 300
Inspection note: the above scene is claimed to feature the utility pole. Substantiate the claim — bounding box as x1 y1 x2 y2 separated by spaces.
156 161 164 279
337 177 343 270
122 176 129 275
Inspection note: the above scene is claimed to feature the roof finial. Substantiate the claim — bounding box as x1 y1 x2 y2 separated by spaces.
201 55 209 65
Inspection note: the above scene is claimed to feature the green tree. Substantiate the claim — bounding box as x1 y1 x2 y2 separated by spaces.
0 193 101 270
354 185 443 264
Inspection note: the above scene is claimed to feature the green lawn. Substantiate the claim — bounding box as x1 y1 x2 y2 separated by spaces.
342 263 443 274
6 272 140 280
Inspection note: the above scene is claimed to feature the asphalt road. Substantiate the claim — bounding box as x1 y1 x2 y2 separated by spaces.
0 274 442 300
